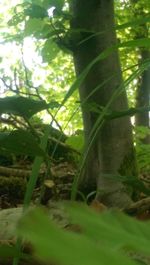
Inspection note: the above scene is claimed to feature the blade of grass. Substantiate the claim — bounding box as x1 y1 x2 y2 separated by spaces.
13 124 51 265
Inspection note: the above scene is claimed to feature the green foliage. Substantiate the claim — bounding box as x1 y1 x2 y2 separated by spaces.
0 96 59 118
115 0 150 109
31 0 65 10
17 204 150 265
135 126 150 141
0 130 44 157
0 245 26 261
62 39 150 107
137 143 150 173
23 123 52 208
7 12 26 27
0 245 16 260
0 2 150 265
24 18 45 37
65 131 84 152
135 126 150 172
25 4 47 19
84 103 150 122
41 38 60 62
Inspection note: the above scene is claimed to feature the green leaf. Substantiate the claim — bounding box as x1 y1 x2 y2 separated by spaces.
0 130 44 156
48 100 60 109
0 96 50 118
81 16 150 43
8 13 25 27
31 0 43 6
18 207 136 265
43 0 64 10
31 0 64 10
135 126 150 140
24 4 48 19
103 106 150 120
66 133 84 152
116 16 150 32
38 23 53 39
23 124 52 208
41 39 59 62
119 38 150 49
24 18 45 37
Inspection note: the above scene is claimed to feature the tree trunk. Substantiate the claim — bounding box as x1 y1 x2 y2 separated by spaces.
70 0 137 207
135 50 150 144
130 0 150 144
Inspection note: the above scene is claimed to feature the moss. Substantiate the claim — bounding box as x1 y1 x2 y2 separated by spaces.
118 148 139 199
0 176 26 200
119 148 138 177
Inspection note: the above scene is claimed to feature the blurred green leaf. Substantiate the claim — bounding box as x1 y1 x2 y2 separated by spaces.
30 0 64 10
135 126 150 140
48 100 60 109
24 18 45 37
24 4 48 19
41 38 60 62
65 203 150 255
43 0 64 10
116 16 150 32
0 96 56 118
18 207 136 265
7 13 25 27
104 106 150 120
66 133 84 152
134 126 150 172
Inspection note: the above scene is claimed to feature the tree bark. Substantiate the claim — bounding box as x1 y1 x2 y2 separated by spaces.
70 0 137 207
135 50 150 144
130 0 150 143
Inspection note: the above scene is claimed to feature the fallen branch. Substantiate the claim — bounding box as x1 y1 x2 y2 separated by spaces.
124 197 150 215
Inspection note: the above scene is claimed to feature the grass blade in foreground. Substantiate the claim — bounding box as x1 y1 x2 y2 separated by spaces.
17 206 146 265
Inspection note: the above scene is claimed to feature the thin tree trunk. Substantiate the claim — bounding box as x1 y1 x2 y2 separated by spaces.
130 0 150 143
135 50 150 144
70 0 137 207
